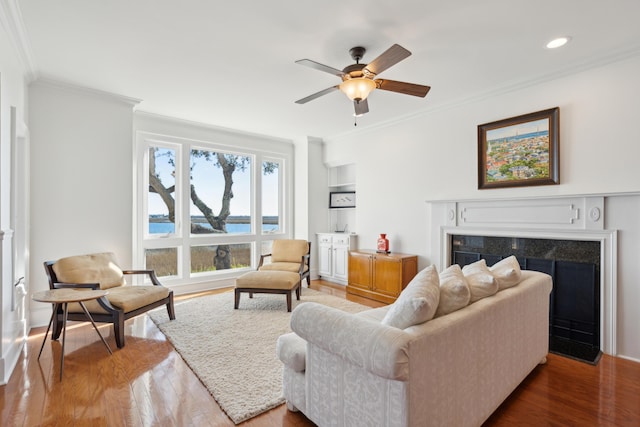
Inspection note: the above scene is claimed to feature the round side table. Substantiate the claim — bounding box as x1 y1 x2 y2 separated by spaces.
32 288 113 381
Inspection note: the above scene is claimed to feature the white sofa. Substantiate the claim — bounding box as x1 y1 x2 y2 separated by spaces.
276 270 552 427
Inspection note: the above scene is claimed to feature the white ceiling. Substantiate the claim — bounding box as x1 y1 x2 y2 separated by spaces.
16 0 640 141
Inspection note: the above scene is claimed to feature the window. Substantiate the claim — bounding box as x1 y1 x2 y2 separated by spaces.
262 159 280 234
190 148 252 234
136 131 291 287
148 146 177 235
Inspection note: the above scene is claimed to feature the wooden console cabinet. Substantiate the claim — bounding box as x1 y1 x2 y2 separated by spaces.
347 250 418 304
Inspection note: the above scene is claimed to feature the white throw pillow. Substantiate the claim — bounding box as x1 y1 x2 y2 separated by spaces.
490 255 522 290
381 265 440 329
435 264 471 317
462 259 498 303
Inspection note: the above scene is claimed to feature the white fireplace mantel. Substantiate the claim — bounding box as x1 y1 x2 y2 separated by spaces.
427 194 619 355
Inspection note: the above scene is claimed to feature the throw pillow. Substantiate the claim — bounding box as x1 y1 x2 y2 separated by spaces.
435 264 471 317
490 255 522 290
462 259 498 303
381 265 440 329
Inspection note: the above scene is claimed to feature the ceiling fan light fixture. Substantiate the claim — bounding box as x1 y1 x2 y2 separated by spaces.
339 77 376 102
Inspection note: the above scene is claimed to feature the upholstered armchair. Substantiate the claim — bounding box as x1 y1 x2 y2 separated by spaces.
43 252 175 348
258 240 311 287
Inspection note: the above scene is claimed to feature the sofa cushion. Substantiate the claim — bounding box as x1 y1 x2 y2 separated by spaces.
490 255 522 290
381 265 440 329
435 264 471 317
462 259 498 303
53 252 126 290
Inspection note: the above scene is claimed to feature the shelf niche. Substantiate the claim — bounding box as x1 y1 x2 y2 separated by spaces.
327 163 356 234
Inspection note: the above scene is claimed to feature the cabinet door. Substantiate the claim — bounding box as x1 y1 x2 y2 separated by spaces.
372 256 402 297
318 242 332 277
333 244 349 281
348 252 372 291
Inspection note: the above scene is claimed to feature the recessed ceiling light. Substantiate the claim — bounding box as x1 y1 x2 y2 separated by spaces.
546 36 571 49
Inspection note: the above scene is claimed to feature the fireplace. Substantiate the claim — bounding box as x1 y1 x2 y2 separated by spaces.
427 195 618 358
451 234 601 363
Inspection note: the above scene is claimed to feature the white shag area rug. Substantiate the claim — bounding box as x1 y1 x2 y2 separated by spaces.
148 287 369 424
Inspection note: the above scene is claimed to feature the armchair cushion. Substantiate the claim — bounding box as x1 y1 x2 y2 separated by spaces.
270 240 309 263
52 252 125 290
259 262 304 274
68 286 171 314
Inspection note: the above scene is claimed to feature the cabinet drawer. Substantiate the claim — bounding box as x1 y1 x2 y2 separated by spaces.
318 235 332 243
333 235 350 245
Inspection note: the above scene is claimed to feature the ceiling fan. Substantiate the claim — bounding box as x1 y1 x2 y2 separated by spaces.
294 44 431 117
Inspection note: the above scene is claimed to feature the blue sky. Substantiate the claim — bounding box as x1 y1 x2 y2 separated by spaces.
149 148 279 216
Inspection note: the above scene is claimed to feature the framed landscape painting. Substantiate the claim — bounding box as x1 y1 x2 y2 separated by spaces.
477 107 559 189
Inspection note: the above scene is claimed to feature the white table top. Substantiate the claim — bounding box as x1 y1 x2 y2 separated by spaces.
32 289 108 304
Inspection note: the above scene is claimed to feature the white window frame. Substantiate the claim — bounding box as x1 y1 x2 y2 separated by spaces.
134 131 292 290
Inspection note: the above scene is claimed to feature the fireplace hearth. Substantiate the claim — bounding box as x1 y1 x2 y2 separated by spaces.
451 234 601 363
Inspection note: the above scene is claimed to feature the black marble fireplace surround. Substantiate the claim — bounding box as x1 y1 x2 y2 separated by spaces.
451 235 601 364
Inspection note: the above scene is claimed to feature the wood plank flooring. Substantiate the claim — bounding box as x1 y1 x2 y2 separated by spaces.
1 280 639 426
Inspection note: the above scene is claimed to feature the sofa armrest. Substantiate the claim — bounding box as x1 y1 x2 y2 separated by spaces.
290 302 411 381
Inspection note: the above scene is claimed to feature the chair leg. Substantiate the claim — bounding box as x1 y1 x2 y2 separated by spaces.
286 292 292 312
52 311 63 341
114 315 125 348
296 283 301 300
234 289 240 309
166 294 176 320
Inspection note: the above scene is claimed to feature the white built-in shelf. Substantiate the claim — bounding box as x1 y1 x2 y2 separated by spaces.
329 182 356 188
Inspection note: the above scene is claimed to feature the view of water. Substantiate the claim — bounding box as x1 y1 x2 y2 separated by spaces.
149 222 278 234
489 130 548 143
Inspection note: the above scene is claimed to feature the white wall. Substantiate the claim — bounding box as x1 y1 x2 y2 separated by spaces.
306 138 327 278
321 55 640 360
0 18 29 384
605 195 640 360
28 80 138 326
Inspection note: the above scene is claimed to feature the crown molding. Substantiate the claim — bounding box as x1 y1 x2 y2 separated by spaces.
32 76 142 106
324 46 640 143
0 0 38 81
134 110 294 145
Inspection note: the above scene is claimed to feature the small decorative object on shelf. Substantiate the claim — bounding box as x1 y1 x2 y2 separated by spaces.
377 233 390 253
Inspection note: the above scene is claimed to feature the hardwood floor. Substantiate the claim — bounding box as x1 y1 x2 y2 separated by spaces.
1 280 639 426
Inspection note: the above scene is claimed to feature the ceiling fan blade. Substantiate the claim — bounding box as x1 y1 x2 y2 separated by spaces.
354 99 369 116
363 44 411 77
295 59 346 77
375 79 431 97
295 85 340 104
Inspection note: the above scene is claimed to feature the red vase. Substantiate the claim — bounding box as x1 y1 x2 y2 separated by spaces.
377 234 389 253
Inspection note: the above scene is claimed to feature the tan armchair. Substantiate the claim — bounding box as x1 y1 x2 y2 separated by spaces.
258 240 311 287
43 252 175 348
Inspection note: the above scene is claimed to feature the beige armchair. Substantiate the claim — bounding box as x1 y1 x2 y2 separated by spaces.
43 252 175 348
258 240 311 287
